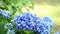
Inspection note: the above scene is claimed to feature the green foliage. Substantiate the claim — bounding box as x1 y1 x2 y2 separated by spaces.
0 22 7 34
0 0 34 14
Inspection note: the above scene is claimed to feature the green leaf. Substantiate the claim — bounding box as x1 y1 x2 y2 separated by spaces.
0 22 7 34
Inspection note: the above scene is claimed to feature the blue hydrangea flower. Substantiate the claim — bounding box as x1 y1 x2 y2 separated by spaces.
37 16 53 34
4 23 13 30
41 16 53 27
7 29 15 34
0 9 10 19
13 12 53 34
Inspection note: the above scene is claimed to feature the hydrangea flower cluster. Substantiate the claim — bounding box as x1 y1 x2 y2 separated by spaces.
13 12 53 34
37 16 53 34
4 23 13 30
7 30 15 34
0 9 10 18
